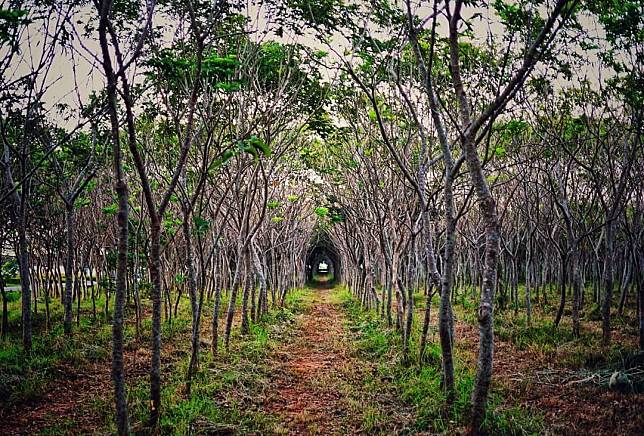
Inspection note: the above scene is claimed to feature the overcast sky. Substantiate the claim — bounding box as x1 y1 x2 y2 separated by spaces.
4 1 608 129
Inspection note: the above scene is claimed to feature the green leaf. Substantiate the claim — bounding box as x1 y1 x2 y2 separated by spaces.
314 206 329 217
246 135 272 157
102 203 118 215
0 9 31 45
75 197 91 209
193 216 210 235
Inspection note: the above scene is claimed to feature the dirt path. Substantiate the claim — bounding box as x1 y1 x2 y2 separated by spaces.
266 287 357 435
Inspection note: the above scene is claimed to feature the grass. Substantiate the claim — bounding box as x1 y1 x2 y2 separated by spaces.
457 281 641 369
0 292 118 408
336 279 643 434
2 280 640 433
335 286 546 435
97 287 311 434
1 283 313 434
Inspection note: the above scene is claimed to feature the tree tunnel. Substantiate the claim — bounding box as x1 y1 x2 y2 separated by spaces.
305 232 341 287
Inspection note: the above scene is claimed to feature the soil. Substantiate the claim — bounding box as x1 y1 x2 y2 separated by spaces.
457 319 644 435
2 288 642 435
264 286 358 435
0 360 110 434
0 323 190 434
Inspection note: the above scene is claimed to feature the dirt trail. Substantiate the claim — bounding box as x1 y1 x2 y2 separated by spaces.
266 287 355 435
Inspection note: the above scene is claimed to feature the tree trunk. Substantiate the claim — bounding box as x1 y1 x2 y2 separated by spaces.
636 252 643 350
617 253 631 317
571 247 582 338
251 242 267 321
224 253 243 350
403 277 414 362
212 283 222 355
18 194 32 353
241 256 251 335
64 203 75 336
525 259 532 326
419 287 434 361
463 135 501 433
0 249 7 339
112 178 130 435
148 221 163 424
183 206 201 397
554 255 567 328
602 219 615 345
439 174 457 403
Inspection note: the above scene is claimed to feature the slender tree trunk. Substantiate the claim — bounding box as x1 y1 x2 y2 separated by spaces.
439 173 457 403
419 287 434 361
617 253 631 317
64 203 75 336
571 247 582 337
251 242 267 321
97 3 134 431
554 255 567 328
638 255 643 350
462 133 501 432
241 256 251 335
637 266 644 351
212 283 222 355
525 256 532 326
112 178 130 435
386 251 394 327
403 277 414 362
149 221 163 423
0 250 7 340
18 192 32 353
75 262 81 326
602 219 615 345
182 203 201 397
224 252 243 350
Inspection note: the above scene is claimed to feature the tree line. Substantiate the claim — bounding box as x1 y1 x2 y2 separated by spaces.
0 0 642 434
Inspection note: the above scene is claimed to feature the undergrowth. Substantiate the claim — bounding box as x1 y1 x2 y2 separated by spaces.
0 293 119 409
100 287 310 434
2 286 311 434
335 286 545 435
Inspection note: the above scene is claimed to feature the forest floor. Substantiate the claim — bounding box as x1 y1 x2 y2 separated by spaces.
264 285 354 433
1 285 643 434
263 285 412 434
456 319 644 435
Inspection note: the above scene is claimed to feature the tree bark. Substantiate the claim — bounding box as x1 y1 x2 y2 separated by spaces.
97 2 131 431
183 204 201 397
18 189 32 353
64 203 75 336
601 218 615 345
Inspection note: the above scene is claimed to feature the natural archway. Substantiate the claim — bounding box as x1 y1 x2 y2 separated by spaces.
305 232 341 287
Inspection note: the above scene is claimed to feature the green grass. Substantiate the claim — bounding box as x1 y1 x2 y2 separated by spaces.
96 287 311 434
335 286 546 435
456 281 640 371
1 283 313 434
0 292 118 408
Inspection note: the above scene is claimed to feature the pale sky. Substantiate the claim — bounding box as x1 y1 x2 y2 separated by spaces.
4 1 609 129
